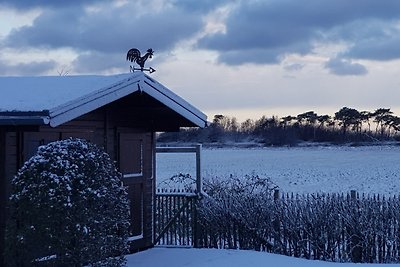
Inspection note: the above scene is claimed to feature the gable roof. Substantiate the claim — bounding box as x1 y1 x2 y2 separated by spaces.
0 72 207 128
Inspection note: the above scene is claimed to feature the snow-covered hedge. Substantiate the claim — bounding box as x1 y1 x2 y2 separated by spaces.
5 138 130 266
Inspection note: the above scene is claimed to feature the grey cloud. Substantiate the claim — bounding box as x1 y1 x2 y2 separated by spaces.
199 1 316 52
5 7 84 49
4 0 400 72
217 49 281 65
343 34 400 61
198 0 400 65
72 52 125 73
0 60 56 76
201 26 313 66
171 0 230 12
4 3 203 54
216 43 310 65
284 63 305 72
0 0 106 10
324 58 367 76
0 0 227 11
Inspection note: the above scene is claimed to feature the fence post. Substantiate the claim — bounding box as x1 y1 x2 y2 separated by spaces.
194 144 201 248
273 189 281 254
350 190 362 263
350 190 357 200
195 144 202 195
274 189 280 201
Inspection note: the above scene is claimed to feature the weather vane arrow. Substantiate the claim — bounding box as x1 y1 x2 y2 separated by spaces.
126 48 156 73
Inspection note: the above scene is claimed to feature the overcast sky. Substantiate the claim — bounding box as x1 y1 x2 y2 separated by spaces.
1 0 400 121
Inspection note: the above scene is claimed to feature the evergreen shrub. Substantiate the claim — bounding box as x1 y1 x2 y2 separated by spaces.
5 138 129 266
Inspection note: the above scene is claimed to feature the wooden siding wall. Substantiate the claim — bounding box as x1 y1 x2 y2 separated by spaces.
0 131 20 265
0 107 156 262
0 130 6 265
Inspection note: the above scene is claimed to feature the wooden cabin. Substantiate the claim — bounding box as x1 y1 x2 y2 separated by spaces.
0 72 207 263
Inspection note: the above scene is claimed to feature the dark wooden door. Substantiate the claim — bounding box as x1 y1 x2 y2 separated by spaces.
118 133 145 238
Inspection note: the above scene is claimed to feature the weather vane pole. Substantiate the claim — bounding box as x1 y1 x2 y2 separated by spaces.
126 48 156 73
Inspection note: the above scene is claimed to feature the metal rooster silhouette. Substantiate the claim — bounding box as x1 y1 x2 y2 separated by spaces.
126 48 155 73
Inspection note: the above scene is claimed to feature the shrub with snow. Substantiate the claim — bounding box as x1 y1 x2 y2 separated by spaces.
5 138 130 266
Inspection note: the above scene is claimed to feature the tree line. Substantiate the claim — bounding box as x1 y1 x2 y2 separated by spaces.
158 107 400 146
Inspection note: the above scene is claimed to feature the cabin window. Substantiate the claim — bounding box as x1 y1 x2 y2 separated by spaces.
118 133 143 178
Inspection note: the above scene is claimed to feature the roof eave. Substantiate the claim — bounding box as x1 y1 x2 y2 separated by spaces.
48 76 142 127
142 76 207 128
0 115 50 126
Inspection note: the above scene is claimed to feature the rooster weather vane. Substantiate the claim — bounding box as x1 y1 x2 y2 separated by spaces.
126 48 155 73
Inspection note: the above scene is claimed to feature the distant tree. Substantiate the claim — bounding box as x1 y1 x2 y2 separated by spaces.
317 115 330 129
296 112 307 126
240 118 255 133
382 114 400 137
296 111 318 140
255 116 278 132
373 108 393 137
391 116 400 136
227 117 239 132
303 111 318 125
212 114 225 127
327 118 336 130
334 107 361 139
254 116 268 134
207 115 228 142
280 115 296 128
360 111 372 133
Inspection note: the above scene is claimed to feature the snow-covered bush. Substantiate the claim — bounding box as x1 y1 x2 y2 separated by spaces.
197 174 277 250
5 138 130 266
158 173 196 193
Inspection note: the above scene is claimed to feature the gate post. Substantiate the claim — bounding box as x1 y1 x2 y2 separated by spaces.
193 196 200 248
195 144 202 195
194 144 202 248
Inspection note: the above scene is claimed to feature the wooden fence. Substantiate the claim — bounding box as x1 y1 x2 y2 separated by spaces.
196 190 400 263
155 190 400 263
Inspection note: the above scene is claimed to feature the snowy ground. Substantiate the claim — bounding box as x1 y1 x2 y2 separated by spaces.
126 247 400 267
156 145 400 195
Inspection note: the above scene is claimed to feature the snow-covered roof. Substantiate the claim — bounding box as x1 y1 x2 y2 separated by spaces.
0 72 207 128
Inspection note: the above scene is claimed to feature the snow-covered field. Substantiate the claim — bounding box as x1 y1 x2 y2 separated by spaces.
126 247 400 267
156 145 400 195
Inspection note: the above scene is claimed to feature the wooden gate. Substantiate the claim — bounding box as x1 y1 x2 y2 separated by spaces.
154 145 202 247
154 192 198 247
